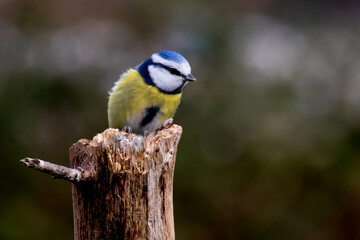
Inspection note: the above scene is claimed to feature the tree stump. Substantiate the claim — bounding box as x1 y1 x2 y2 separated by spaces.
20 123 182 240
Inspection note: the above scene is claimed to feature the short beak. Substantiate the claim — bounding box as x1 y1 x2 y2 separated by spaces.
185 74 196 82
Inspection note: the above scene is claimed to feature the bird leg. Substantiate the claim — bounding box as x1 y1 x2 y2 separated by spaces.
122 126 133 133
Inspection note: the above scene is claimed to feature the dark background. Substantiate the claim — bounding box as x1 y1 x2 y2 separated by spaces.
1 0 360 239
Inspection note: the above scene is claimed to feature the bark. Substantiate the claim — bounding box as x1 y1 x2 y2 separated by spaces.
20 157 83 182
70 124 182 240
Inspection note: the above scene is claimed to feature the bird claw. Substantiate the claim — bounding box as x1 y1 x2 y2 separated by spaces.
122 126 133 133
143 130 150 136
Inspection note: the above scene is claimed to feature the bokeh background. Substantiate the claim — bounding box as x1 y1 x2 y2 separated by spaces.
1 0 360 239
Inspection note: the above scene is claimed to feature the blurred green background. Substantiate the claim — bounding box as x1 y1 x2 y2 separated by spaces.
1 0 360 239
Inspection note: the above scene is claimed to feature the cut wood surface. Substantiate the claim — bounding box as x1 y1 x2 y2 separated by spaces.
70 124 182 240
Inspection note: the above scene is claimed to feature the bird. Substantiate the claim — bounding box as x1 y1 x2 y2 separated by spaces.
108 51 196 134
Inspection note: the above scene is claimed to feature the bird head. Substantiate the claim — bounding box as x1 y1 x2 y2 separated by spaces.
136 51 196 94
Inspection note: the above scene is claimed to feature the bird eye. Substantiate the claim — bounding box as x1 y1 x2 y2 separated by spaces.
169 68 181 76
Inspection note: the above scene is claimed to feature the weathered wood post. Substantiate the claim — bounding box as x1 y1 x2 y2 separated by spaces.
20 123 182 240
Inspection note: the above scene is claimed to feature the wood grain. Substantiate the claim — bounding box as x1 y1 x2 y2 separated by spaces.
70 124 182 240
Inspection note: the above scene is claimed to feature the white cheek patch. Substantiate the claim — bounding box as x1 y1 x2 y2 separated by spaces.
152 54 191 75
148 65 183 92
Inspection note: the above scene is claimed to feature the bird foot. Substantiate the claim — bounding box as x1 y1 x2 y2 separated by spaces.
122 126 133 133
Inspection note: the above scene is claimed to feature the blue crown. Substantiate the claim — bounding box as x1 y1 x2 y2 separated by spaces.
158 51 187 64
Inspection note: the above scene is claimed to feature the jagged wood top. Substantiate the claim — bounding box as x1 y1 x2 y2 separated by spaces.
20 123 183 183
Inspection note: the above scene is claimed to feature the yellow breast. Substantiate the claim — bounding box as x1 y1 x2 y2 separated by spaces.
108 69 182 133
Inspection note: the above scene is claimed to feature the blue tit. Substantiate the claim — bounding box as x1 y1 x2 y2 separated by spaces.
108 51 196 134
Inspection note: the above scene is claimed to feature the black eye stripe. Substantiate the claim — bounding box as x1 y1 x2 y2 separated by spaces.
152 63 185 78
169 67 181 76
